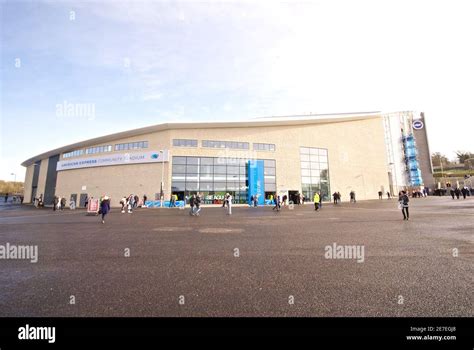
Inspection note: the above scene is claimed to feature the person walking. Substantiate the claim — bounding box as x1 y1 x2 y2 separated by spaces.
461 187 468 199
399 190 410 220
272 194 280 211
227 193 233 215
195 193 202 216
189 194 196 215
313 192 320 211
127 194 134 213
454 188 460 199
387 191 391 200
378 191 383 199
222 194 228 208
100 196 110 224
350 191 356 203
60 196 66 210
52 196 58 211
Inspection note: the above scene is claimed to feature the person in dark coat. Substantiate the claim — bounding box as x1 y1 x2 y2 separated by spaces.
100 196 110 224
189 194 196 216
53 196 59 211
399 191 410 220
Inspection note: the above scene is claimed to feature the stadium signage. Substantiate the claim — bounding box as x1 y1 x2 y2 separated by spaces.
56 150 169 171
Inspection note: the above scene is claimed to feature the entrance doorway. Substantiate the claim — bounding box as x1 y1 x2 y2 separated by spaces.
288 190 300 204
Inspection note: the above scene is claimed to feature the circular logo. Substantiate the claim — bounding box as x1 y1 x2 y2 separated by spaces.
151 153 159 159
412 120 424 130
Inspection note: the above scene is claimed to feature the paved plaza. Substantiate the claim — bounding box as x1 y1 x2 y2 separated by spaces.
0 197 472 317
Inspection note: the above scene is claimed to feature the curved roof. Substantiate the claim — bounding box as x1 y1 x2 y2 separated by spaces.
21 111 381 167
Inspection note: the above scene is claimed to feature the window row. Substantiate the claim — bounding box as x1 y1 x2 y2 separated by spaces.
63 149 84 158
173 164 248 175
172 182 248 191
85 145 112 155
115 141 148 151
253 143 276 151
202 140 250 150
172 156 276 168
172 139 198 147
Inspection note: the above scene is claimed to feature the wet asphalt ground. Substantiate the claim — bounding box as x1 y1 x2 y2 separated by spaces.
0 197 472 317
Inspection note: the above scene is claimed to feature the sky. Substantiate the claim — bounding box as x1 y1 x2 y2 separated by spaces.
1 0 473 181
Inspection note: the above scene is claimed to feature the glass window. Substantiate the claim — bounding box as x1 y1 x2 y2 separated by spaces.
300 147 310 154
301 169 311 177
171 182 185 191
186 157 199 165
264 176 276 184
172 165 186 174
115 141 148 151
173 139 198 147
227 166 239 175
199 182 213 191
200 174 213 182
214 182 226 191
214 165 226 174
301 161 310 169
300 147 330 201
172 175 185 181
173 156 186 165
200 157 214 165
264 159 276 167
300 154 310 161
186 182 199 191
264 167 275 176
186 165 199 174
200 165 213 174
213 174 226 181
266 183 276 192
227 182 239 190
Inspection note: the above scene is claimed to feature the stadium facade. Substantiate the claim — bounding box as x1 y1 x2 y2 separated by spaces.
21 111 433 207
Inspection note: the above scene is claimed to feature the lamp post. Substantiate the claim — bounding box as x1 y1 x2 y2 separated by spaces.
160 150 165 207
10 173 16 182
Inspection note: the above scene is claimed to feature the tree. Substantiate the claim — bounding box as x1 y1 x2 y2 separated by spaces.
455 151 474 164
431 152 450 167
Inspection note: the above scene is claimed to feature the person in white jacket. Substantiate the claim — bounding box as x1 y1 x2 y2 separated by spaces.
227 193 233 215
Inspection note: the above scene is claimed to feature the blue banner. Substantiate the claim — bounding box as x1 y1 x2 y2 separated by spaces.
248 160 265 205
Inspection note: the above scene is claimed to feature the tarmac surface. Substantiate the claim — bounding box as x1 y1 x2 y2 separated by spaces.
0 197 473 317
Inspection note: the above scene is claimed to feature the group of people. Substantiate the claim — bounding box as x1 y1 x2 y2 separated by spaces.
3 193 24 204
332 192 342 204
221 193 234 214
450 187 470 200
52 196 67 211
188 193 202 216
119 194 144 213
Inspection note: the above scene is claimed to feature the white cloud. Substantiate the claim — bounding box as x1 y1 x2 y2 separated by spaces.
142 93 163 101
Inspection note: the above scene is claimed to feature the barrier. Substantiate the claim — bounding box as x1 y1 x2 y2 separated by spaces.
87 199 99 215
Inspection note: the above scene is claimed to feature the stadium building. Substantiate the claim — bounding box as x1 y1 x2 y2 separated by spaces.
21 111 434 207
